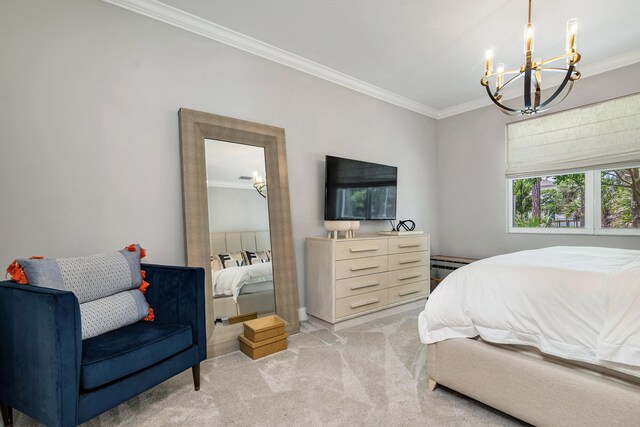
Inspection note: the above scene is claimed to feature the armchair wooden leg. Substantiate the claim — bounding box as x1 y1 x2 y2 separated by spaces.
192 363 201 391
0 402 12 427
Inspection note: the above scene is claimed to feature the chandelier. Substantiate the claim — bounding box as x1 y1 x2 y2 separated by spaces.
252 171 266 198
481 0 581 115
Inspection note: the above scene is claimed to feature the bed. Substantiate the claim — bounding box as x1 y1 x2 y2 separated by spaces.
419 246 640 426
210 231 275 320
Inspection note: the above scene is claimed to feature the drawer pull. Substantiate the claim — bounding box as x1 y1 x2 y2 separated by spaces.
398 258 421 265
350 264 380 272
350 298 380 309
350 247 379 253
350 281 380 290
399 273 422 281
398 243 422 248
399 289 420 297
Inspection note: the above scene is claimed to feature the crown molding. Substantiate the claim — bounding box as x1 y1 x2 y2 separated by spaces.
435 97 494 120
580 47 640 79
436 48 640 119
102 0 640 121
207 180 254 190
101 0 439 119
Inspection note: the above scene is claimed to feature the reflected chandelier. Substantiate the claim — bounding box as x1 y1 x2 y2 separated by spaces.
252 171 267 198
481 0 581 115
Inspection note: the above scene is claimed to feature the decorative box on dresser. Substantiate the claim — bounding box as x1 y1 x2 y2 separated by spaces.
306 234 430 325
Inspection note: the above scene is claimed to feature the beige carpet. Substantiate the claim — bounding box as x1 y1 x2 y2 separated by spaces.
14 308 525 426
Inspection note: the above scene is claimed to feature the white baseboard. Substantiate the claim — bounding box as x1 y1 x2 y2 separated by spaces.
307 299 425 331
298 307 309 322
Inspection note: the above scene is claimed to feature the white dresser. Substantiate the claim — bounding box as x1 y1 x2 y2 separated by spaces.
305 234 430 324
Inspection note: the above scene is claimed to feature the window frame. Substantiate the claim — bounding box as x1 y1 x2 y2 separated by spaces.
506 166 640 236
593 164 640 236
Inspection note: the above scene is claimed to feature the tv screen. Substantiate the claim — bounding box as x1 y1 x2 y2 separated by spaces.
324 155 397 220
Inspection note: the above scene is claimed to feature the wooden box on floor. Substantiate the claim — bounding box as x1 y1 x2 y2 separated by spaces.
243 315 285 342
239 315 288 360
239 333 288 360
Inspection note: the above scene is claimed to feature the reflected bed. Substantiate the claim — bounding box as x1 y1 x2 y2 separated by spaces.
210 231 274 321
212 263 274 320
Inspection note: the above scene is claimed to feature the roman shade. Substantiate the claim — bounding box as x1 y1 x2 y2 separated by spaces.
506 93 640 178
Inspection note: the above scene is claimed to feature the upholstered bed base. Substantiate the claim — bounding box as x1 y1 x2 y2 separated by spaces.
237 289 275 315
427 339 640 427
213 289 276 320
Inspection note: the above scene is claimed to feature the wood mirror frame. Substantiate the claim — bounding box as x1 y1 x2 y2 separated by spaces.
178 108 299 357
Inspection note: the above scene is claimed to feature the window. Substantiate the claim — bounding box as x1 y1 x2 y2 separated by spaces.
511 173 585 229
600 167 640 230
505 93 640 235
508 167 640 235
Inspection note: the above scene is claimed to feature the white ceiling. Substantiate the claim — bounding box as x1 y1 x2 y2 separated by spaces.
205 139 266 188
119 0 640 116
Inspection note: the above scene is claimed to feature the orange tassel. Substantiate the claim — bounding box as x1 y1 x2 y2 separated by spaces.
138 280 150 294
125 244 152 315
6 260 28 285
6 260 18 276
138 270 149 294
125 244 146 259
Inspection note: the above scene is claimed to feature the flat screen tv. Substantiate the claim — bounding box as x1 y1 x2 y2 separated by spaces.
324 155 397 220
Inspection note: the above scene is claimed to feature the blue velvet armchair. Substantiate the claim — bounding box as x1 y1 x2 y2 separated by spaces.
0 264 206 427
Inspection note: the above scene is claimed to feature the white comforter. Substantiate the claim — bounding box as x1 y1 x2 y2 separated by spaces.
418 246 640 376
213 262 273 301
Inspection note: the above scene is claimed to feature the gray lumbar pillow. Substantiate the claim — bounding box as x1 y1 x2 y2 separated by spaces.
79 289 149 339
13 244 152 339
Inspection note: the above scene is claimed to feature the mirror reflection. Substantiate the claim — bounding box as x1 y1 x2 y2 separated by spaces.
205 139 275 327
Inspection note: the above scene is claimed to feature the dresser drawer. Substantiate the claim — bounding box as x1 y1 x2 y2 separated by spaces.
388 236 428 254
388 251 429 271
335 255 388 280
335 289 388 319
335 272 389 299
388 266 429 287
388 281 430 305
335 239 388 260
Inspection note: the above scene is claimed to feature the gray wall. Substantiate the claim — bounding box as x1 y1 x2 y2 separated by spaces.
436 63 640 259
208 187 270 233
5 0 634 311
0 0 440 310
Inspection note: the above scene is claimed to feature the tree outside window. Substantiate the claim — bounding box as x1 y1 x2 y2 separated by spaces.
512 174 585 228
510 166 640 234
601 167 640 229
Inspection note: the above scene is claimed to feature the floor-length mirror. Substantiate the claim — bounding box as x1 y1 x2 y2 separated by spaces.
179 108 299 358
205 139 276 326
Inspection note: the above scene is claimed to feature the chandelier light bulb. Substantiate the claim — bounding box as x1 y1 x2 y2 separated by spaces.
496 63 505 90
524 23 535 54
534 57 542 84
566 18 578 58
485 47 494 75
